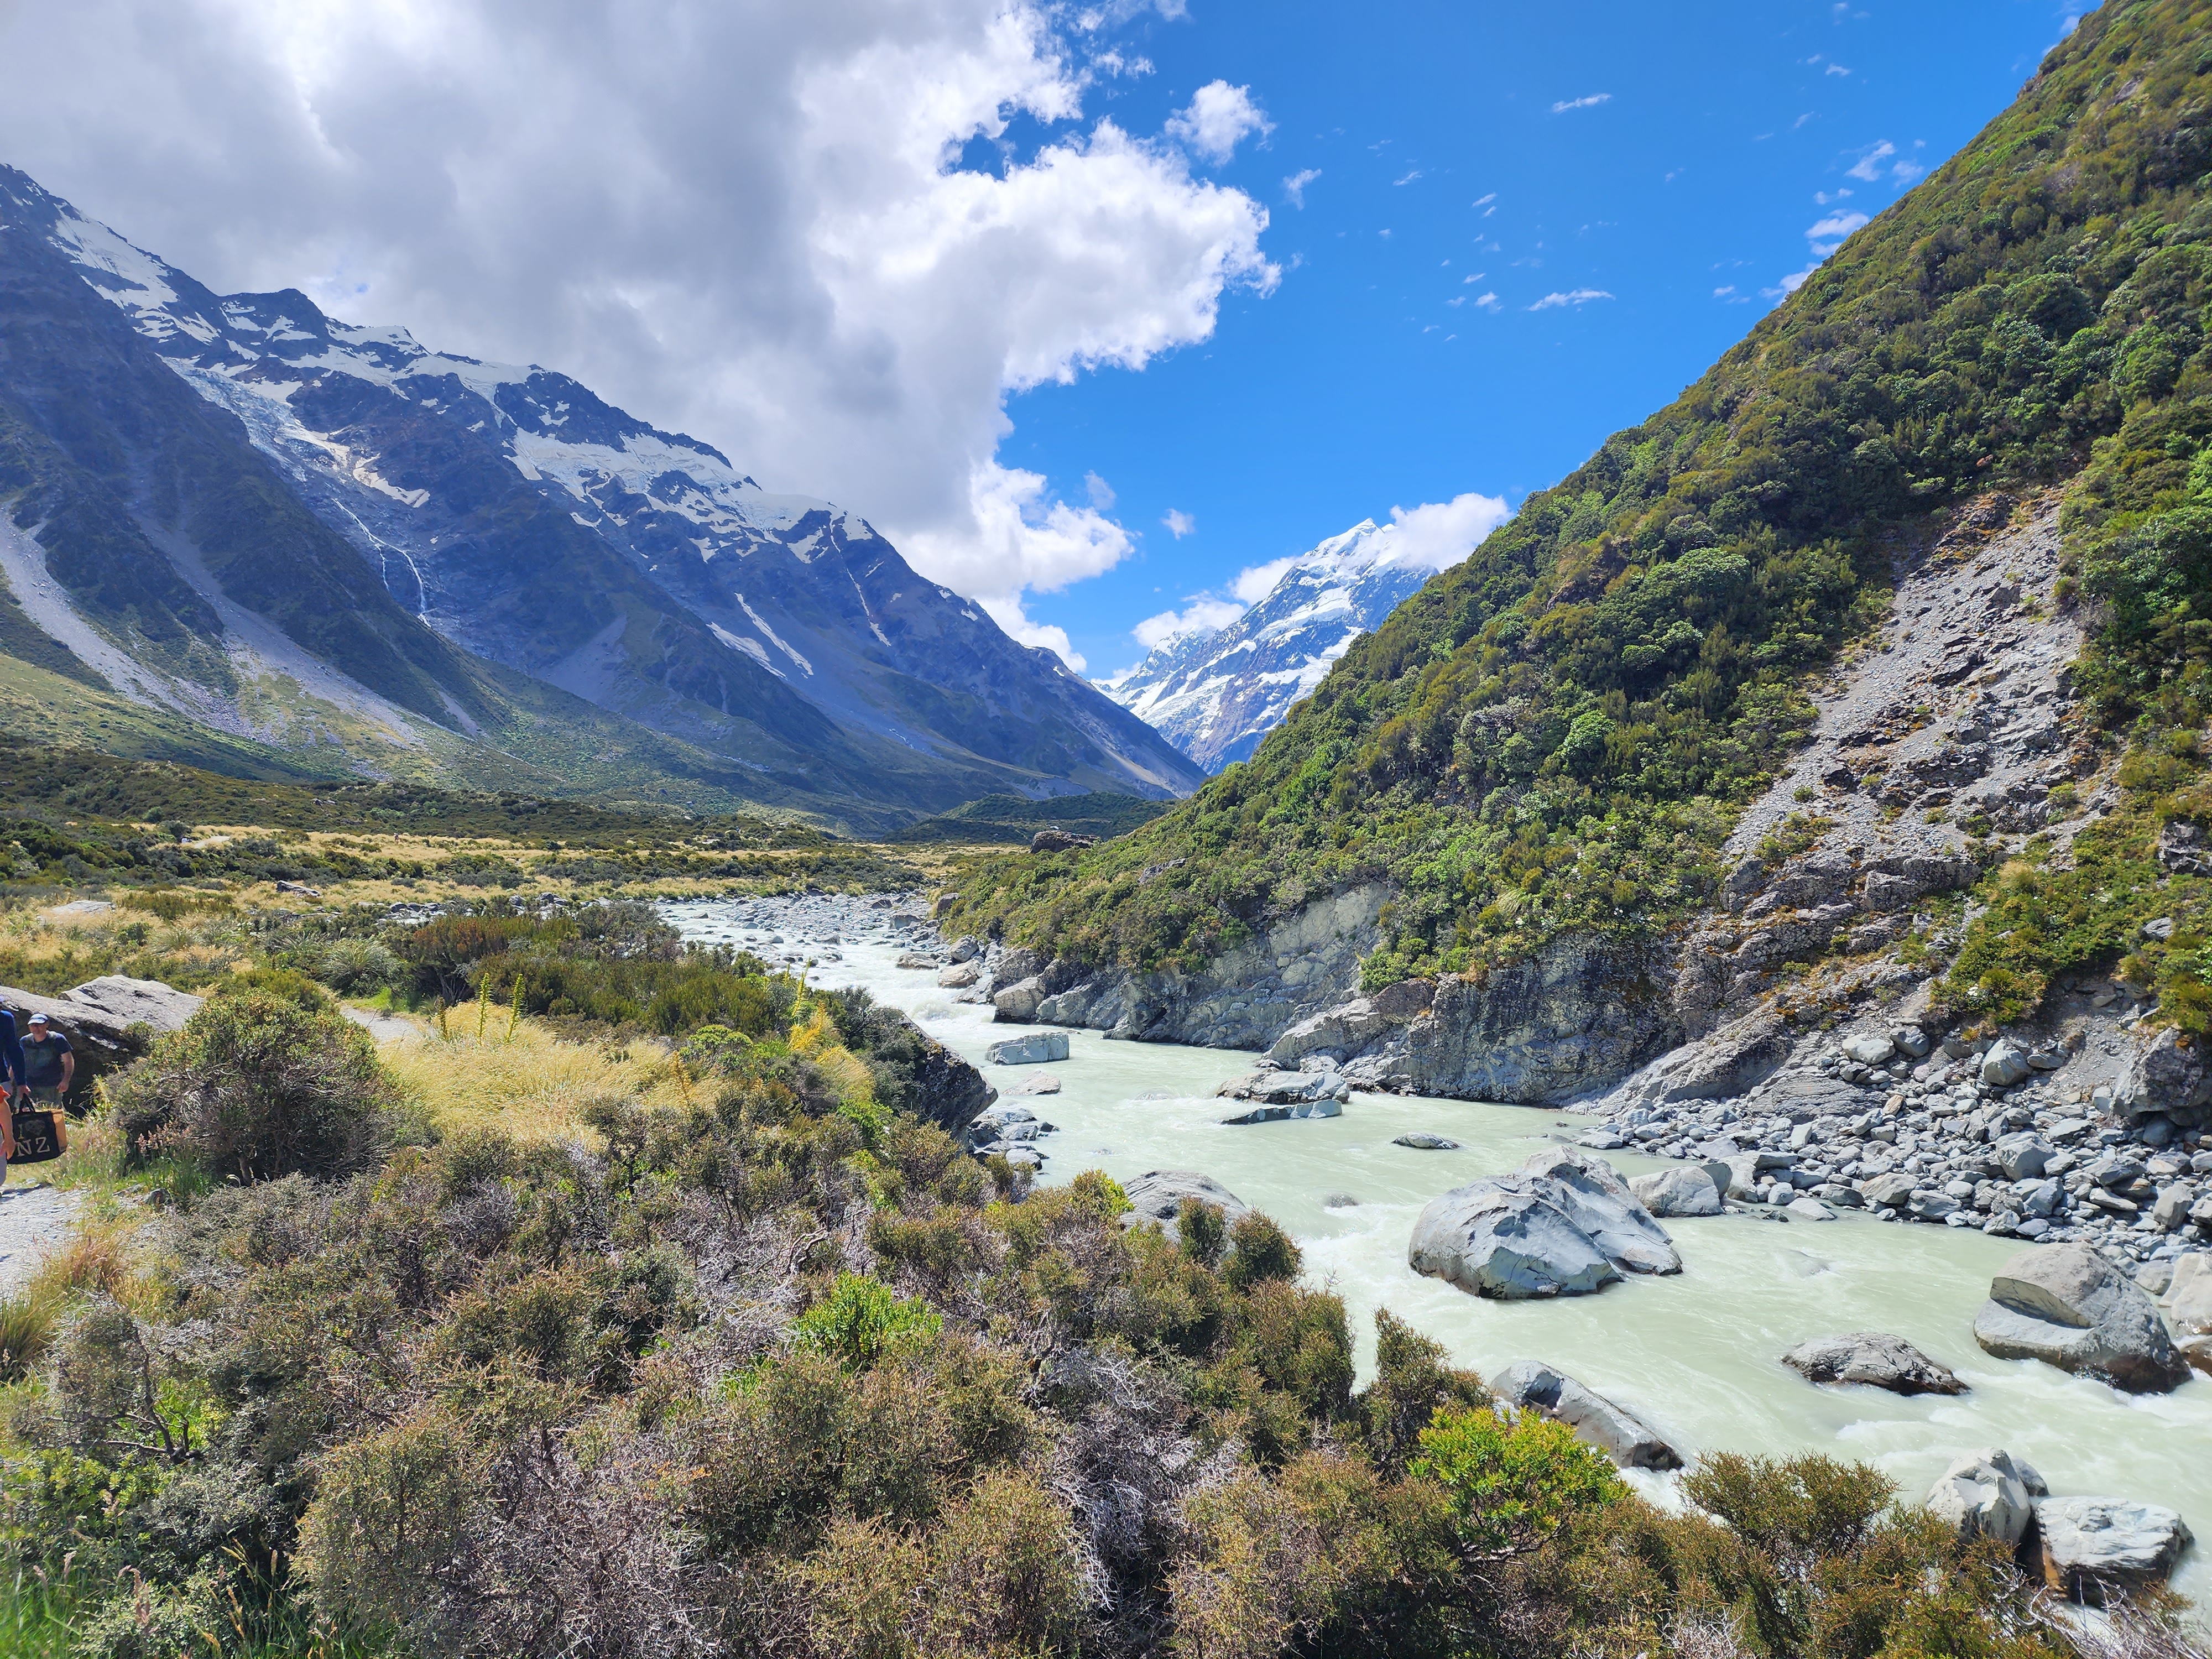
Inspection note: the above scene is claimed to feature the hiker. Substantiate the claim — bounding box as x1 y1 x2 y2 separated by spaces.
12 1013 70 1164
0 1002 17 1183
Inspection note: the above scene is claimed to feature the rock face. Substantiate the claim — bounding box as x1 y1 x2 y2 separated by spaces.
1924 1450 2043 1546
2034 1498 2194 1593
1119 1171 1248 1243
985 1032 1070 1066
1408 1148 1681 1300
1781 1332 1966 1395
1627 1166 1724 1218
1491 1360 1682 1470
63 975 202 1031
2169 1252 2212 1335
1971 1244 2190 1392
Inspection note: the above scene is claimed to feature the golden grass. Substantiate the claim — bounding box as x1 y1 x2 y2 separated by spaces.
380 1017 693 1144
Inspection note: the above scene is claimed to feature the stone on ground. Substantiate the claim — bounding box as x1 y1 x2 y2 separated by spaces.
1392 1132 1461 1150
1783 1331 1965 1395
2167 1251 2212 1335
1971 1244 2190 1392
1491 1360 1682 1470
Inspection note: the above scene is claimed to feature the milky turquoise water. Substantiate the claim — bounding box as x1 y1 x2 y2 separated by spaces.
669 902 2211 1600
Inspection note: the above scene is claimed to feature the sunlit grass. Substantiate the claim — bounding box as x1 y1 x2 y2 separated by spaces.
380 1018 691 1144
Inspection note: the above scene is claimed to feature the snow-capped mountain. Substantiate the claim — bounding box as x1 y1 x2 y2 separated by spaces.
0 165 1202 820
1098 520 1440 772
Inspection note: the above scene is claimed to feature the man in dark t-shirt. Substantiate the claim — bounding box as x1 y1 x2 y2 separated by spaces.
20 1014 72 1104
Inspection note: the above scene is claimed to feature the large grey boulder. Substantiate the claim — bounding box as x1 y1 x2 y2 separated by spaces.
1266 997 1399 1068
1924 1449 2042 1546
1492 1360 1681 1470
1119 1171 1248 1243
992 977 1048 1022
63 975 202 1033
2034 1498 2194 1593
2115 1026 2212 1128
1991 1133 2055 1182
1593 1009 1792 1110
1840 1032 1897 1067
1783 1332 1966 1396
1217 1070 1349 1106
1971 1244 2190 1392
937 961 982 989
1862 1171 1918 1209
1222 1097 1342 1125
1980 1039 2033 1088
1409 1147 1680 1300
985 1031 1070 1066
1628 1166 1724 1217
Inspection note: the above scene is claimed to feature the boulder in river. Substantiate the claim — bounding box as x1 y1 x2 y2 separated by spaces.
2034 1498 2194 1595
1785 1197 1837 1222
1222 1097 1342 1125
1924 1449 2043 1546
1408 1147 1680 1300
937 961 982 989
1492 1360 1682 1470
2167 1251 2212 1335
1218 1069 1351 1105
1782 1332 1965 1395
1972 1244 2190 1393
1393 1132 1461 1151
992 977 1047 1022
1011 1072 1062 1096
1120 1171 1248 1243
1627 1166 1723 1217
985 1031 1069 1066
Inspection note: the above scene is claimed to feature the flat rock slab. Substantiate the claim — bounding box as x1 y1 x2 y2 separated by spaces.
1410 1146 1679 1300
65 975 203 1032
1783 1332 1966 1395
1223 1098 1342 1125
986 1031 1070 1066
1120 1170 1247 1244
1492 1360 1681 1470
1393 1133 1461 1150
1973 1243 2189 1393
2035 1498 2194 1592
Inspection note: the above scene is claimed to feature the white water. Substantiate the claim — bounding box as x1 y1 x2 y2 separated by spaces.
667 901 2211 1599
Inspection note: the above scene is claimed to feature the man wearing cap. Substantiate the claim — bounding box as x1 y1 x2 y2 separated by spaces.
19 1013 72 1114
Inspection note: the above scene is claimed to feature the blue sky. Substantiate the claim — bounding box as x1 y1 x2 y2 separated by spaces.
1010 0 2088 677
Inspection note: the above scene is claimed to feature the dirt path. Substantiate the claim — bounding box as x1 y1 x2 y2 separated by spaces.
0 1179 79 1295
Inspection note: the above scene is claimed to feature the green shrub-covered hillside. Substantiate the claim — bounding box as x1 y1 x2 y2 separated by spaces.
951 0 2212 996
3 963 2103 1658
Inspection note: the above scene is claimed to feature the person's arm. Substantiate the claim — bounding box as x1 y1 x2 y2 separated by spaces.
58 1046 74 1096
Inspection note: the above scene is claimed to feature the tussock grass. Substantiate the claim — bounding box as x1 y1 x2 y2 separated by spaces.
382 1018 690 1144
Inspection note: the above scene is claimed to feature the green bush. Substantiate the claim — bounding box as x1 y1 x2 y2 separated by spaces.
104 992 399 1182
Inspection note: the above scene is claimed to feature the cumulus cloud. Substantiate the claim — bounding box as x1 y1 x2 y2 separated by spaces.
1167 80 1271 163
1232 556 1297 602
1551 93 1611 113
0 0 1276 670
1528 288 1614 310
1806 210 1869 254
1383 492 1512 571
1843 138 1924 186
1162 508 1196 538
1282 167 1320 206
1132 596 1243 649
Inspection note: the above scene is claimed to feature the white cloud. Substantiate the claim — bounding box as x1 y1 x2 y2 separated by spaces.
1162 508 1196 538
1528 288 1614 310
1551 93 1611 113
1472 291 1501 310
1084 471 1115 510
1383 492 1511 571
1167 80 1271 163
1233 556 1296 602
1846 140 1898 181
1473 192 1496 206
1814 186 1854 204
1824 61 1851 75
1806 209 1869 254
0 0 1276 663
1283 166 1320 206
1764 263 1820 300
1133 596 1242 648
1394 168 1422 186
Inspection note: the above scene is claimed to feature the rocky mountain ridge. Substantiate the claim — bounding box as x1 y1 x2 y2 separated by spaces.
1097 519 1437 772
0 165 1202 822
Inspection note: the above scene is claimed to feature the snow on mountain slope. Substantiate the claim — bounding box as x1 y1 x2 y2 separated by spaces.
8 166 1202 808
1098 519 1436 772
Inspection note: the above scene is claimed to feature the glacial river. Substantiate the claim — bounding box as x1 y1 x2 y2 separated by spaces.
666 902 2211 1600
